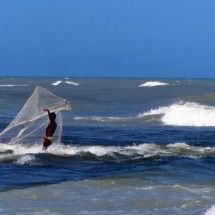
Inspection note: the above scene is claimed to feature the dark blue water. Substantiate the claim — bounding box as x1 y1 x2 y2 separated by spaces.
0 78 215 214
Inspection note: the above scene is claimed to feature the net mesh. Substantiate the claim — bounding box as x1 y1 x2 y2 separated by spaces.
0 86 71 144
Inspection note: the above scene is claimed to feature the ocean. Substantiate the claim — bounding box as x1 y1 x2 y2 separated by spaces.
0 77 215 215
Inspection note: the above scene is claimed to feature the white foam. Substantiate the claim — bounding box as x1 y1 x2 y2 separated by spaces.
0 143 42 155
65 81 79 86
0 143 13 151
74 116 125 122
167 142 191 148
143 102 215 126
166 142 213 158
204 205 215 215
16 155 36 165
0 141 214 160
125 143 163 156
52 80 62 86
0 142 159 157
45 142 214 158
139 81 169 87
52 80 79 86
45 143 167 157
49 144 121 156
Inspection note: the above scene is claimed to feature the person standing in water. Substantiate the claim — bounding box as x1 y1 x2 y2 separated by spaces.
42 108 57 150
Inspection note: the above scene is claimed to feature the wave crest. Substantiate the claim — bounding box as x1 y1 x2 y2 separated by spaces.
0 142 214 163
139 81 169 87
143 102 215 127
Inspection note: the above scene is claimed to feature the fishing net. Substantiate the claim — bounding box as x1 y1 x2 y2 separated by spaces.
0 86 71 144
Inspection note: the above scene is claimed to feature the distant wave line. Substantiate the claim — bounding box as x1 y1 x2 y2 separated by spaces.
0 85 29 87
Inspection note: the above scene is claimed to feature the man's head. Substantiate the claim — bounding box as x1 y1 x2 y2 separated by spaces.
50 112 56 120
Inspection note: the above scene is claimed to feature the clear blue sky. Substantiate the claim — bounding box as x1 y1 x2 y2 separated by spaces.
1 0 215 78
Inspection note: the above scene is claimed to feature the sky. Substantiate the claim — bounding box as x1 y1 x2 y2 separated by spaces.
0 0 215 78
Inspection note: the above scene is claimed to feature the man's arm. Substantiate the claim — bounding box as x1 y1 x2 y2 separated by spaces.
44 108 51 121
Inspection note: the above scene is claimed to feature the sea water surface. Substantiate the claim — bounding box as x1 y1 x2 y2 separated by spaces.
0 77 215 214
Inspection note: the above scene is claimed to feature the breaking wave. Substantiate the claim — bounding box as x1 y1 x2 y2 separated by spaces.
142 101 215 127
52 80 63 85
0 142 214 165
65 81 79 86
204 205 215 215
74 101 215 127
139 81 169 87
52 80 79 86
